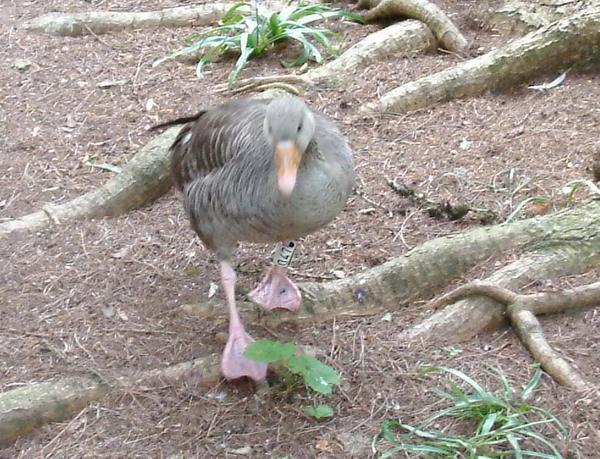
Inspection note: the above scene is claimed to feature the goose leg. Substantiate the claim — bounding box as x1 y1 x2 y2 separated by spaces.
248 242 301 311
219 261 267 382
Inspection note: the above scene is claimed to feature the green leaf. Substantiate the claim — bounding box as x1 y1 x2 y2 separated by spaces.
288 355 340 394
244 339 296 363
220 2 250 25
303 404 334 420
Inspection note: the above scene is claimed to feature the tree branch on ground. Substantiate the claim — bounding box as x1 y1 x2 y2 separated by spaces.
386 176 497 223
358 0 468 53
432 281 600 390
362 5 600 113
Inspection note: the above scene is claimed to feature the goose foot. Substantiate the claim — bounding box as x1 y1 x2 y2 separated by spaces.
221 323 267 382
220 260 267 382
248 265 301 311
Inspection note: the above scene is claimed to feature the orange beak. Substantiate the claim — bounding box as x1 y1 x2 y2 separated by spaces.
274 140 301 196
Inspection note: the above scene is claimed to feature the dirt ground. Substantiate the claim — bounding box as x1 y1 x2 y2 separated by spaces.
1 0 599 457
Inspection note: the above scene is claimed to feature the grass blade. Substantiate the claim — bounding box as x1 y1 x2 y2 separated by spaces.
228 31 254 87
521 368 542 400
506 433 523 459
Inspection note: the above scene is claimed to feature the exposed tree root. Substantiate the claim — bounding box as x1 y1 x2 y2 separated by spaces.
403 225 600 343
219 20 436 93
0 354 221 446
0 342 325 445
358 0 468 53
0 127 179 239
22 5 231 37
22 1 323 37
362 5 600 113
432 281 600 390
182 201 600 330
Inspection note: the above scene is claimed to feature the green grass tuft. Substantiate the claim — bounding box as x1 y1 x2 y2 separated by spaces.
378 366 570 458
153 2 363 88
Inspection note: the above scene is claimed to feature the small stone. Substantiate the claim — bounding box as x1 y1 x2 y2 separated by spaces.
12 59 32 71
225 446 252 455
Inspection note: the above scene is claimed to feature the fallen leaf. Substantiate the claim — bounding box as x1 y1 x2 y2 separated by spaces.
225 446 252 455
97 79 129 88
111 246 130 259
207 282 219 298
528 71 568 91
101 305 115 318
315 438 335 452
116 309 129 321
145 98 157 112
332 270 345 279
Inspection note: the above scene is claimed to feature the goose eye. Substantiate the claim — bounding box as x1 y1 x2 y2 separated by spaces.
297 123 302 133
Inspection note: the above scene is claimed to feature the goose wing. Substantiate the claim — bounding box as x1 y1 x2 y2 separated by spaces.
162 98 267 191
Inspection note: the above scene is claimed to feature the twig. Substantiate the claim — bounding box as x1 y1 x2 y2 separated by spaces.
387 176 496 223
214 75 312 94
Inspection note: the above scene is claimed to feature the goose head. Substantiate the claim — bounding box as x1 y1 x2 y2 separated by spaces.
264 96 315 196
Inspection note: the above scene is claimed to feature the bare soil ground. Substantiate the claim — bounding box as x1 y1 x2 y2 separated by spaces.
1 0 599 458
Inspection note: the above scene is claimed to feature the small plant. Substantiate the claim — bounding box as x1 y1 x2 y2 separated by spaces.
153 2 363 87
244 339 340 419
378 367 570 458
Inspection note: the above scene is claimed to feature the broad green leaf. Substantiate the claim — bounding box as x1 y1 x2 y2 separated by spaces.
244 339 296 363
288 354 340 394
303 404 334 420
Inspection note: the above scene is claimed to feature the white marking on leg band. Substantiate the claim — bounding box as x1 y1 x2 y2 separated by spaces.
273 241 296 267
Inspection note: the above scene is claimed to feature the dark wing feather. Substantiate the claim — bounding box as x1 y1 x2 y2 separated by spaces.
166 98 267 191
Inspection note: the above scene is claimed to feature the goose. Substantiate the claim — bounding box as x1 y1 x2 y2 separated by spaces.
154 96 354 382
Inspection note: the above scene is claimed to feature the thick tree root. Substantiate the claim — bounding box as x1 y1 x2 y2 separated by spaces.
0 127 179 238
431 281 600 390
0 354 220 446
0 343 325 445
358 0 468 53
362 5 600 113
403 229 600 343
219 20 436 93
22 5 232 37
22 1 323 37
182 201 600 329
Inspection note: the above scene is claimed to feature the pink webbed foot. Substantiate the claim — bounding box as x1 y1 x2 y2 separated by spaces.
221 325 267 382
248 265 301 311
